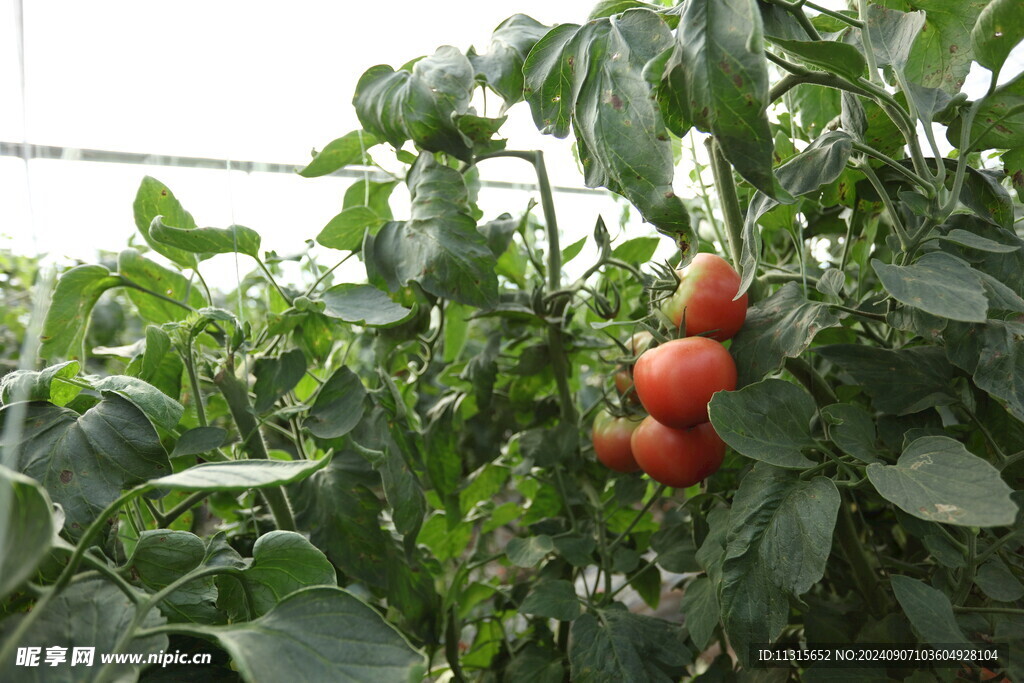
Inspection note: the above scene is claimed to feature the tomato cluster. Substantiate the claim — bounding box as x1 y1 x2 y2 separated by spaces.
591 253 746 489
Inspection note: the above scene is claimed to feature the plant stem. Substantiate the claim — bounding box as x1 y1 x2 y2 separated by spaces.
214 360 297 531
303 251 356 297
183 343 207 427
608 484 666 553
706 138 745 273
953 605 1024 616
836 495 888 618
785 357 838 405
857 160 910 250
851 142 933 195
857 0 880 84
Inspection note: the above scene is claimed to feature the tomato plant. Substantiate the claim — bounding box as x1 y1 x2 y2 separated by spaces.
633 336 738 429
661 253 748 340
2 0 1024 680
592 409 644 473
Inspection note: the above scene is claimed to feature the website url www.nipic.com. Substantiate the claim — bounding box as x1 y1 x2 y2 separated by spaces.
15 647 213 669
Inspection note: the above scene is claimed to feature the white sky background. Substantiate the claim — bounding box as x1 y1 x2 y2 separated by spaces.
0 0 1021 290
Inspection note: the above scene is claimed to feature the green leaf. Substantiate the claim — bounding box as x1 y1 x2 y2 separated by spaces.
679 577 719 651
506 644 566 683
972 0 1024 77
961 166 1015 230
554 534 597 567
369 428 427 540
171 426 227 457
305 366 367 440
721 465 840 662
117 248 207 324
940 228 1021 252
768 37 867 81
873 253 988 322
39 264 123 361
867 436 1017 527
709 379 817 469
949 71 1024 150
0 395 169 539
816 344 956 415
976 556 1024 602
196 587 424 682
148 457 329 491
612 237 659 264
317 284 414 327
729 282 841 385
354 46 475 161
890 575 970 646
0 360 81 406
317 206 386 251
520 580 582 621
866 5 925 71
217 530 337 620
344 179 397 219
522 23 580 138
821 403 882 464
253 348 306 413
740 131 853 294
0 579 166 682
561 236 587 264
128 529 222 623
88 375 185 432
569 609 690 681
298 130 378 178
364 155 498 308
506 534 554 567
133 176 199 269
0 466 54 601
468 14 549 105
588 0 664 20
149 217 262 259
945 320 1024 421
660 0 779 197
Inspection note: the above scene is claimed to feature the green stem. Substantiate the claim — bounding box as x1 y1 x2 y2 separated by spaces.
953 605 1024 616
608 484 666 553
857 0 880 84
256 259 293 306
706 138 745 273
689 130 727 250
805 1 863 27
857 160 909 250
784 357 838 405
851 142 934 195
444 607 468 683
214 360 297 531
828 304 888 322
183 344 207 427
976 530 1023 566
953 533 977 605
157 491 210 527
836 496 888 618
303 251 356 297
80 552 142 604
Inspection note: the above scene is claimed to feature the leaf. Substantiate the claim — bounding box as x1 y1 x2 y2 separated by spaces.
961 166 1015 230
196 587 424 682
133 176 199 269
117 248 207 324
305 366 367 440
0 360 81 406
520 580 581 621
89 375 185 432
720 465 840 661
39 264 123 361
148 457 329 491
561 236 587 264
506 534 554 567
944 320 1024 421
149 217 261 259
768 38 867 81
709 379 817 469
344 179 398 219
729 282 841 385
972 0 1024 77
740 131 853 294
370 430 427 540
469 14 549 105
940 228 1021 253
569 609 690 682
171 427 227 458
317 206 386 251
354 46 475 161
873 253 988 322
821 403 882 464
867 436 1017 527
364 155 498 308
217 530 337 620
976 556 1024 602
660 0 779 197
950 71 1024 150
506 644 566 683
0 466 54 601
253 349 307 413
0 395 169 539
0 579 166 682
128 530 222 623
298 130 378 178
866 5 925 71
612 237 659 263
890 575 970 646
523 12 691 252
317 284 414 327
816 344 957 415
679 577 719 651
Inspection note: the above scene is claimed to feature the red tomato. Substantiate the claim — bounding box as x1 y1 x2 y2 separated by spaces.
592 410 644 473
662 253 748 341
613 331 654 399
633 337 736 429
630 417 725 488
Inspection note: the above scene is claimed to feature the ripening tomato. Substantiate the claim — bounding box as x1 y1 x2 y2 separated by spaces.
633 336 736 429
662 253 747 341
612 331 654 398
592 410 644 473
630 417 725 488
